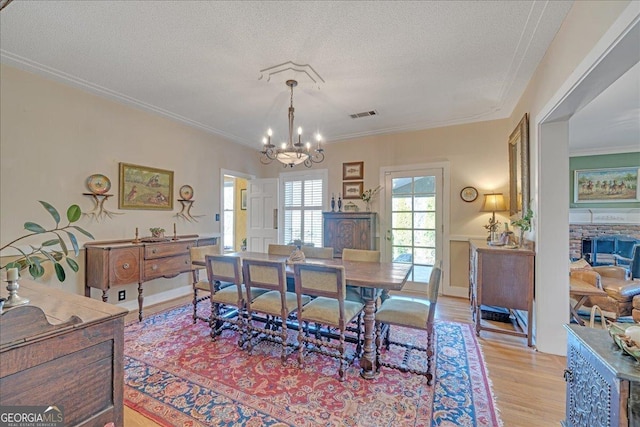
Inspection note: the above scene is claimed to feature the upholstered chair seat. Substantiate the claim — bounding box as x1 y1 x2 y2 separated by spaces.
243 259 310 362
189 245 221 323
375 261 442 384
294 263 365 381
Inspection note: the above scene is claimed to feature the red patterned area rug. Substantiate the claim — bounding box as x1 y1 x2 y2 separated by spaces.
124 305 501 427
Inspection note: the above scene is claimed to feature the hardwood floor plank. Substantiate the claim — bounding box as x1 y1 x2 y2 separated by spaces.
123 295 567 426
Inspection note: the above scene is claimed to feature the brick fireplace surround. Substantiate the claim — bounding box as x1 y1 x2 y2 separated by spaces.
570 224 640 261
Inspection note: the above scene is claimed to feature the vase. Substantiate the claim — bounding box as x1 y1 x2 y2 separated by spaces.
519 230 525 248
365 201 372 212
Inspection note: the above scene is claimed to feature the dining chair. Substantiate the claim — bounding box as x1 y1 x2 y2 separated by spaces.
268 244 296 256
301 246 334 259
294 263 365 381
205 255 266 344
242 259 310 362
375 261 442 384
190 245 221 324
342 248 380 303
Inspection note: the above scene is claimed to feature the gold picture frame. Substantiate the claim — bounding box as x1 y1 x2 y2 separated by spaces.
343 161 364 180
119 162 174 210
508 114 529 216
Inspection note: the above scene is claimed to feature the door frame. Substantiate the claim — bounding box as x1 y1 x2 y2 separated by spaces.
220 169 255 252
379 161 455 296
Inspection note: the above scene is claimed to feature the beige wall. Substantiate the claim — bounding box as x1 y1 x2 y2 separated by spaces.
507 0 634 354
0 64 263 302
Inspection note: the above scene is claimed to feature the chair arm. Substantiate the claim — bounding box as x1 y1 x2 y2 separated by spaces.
593 266 629 280
570 269 602 290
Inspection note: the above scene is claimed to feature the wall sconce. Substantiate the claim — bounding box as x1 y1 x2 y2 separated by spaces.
480 193 507 242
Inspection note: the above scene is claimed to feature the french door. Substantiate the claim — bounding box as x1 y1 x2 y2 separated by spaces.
384 167 443 289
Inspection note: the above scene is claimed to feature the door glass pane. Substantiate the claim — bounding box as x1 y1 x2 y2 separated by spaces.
389 174 438 285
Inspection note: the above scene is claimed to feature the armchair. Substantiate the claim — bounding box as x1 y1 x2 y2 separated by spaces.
570 261 640 319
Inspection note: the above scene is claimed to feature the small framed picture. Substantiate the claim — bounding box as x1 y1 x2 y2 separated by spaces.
343 181 364 199
241 189 247 210
343 161 364 180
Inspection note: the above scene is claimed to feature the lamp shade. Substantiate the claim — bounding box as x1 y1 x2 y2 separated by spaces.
480 193 507 212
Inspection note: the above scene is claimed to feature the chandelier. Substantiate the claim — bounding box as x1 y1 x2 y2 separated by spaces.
259 80 325 168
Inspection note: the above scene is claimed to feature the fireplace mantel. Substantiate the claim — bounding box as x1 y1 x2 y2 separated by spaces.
569 208 640 225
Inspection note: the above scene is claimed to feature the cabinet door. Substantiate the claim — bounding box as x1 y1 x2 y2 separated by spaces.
109 247 140 286
565 333 620 427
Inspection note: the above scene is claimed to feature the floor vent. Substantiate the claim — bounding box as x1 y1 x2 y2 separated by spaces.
349 110 378 119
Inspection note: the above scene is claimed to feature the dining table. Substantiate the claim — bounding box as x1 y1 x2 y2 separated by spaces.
209 251 413 379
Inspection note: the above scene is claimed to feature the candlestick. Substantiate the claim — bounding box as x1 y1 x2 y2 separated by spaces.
172 223 178 241
7 267 18 281
133 227 141 244
4 271 29 308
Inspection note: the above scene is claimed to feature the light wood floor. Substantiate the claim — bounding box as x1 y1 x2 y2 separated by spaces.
123 295 567 427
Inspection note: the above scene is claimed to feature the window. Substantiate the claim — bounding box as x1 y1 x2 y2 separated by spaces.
281 170 327 247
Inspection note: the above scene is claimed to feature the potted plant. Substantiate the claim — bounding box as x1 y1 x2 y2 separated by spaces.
511 208 533 247
149 227 165 238
0 201 94 282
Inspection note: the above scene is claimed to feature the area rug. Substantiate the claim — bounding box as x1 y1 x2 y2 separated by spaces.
124 305 501 427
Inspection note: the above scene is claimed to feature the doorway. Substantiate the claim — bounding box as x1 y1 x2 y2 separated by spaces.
221 170 252 253
381 163 449 296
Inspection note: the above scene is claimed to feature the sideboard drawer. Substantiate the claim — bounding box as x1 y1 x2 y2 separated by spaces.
143 254 190 280
144 242 192 259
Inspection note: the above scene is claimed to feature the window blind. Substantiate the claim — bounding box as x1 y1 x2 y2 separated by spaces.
282 172 325 247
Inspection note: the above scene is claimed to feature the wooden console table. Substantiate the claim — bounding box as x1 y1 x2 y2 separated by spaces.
469 239 535 346
1 279 127 427
85 234 217 320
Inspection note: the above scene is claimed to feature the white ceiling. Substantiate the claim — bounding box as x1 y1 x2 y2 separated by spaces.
4 0 629 153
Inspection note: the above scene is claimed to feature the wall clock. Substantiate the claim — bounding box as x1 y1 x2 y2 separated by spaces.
460 186 478 202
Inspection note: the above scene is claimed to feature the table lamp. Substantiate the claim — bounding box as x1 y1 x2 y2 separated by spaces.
480 193 506 242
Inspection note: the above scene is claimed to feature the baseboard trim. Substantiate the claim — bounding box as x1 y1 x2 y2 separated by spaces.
117 285 192 312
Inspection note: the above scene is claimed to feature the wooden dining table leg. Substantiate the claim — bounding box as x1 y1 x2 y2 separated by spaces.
359 288 378 379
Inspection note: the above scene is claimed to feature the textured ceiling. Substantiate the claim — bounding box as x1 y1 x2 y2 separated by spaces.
1 1 579 149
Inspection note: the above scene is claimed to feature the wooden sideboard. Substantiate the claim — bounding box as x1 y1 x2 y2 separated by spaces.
85 234 217 320
1 279 127 427
323 212 376 258
469 239 535 346
563 325 640 426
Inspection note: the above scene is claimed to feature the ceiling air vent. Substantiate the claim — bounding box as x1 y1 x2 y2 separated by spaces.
349 110 378 119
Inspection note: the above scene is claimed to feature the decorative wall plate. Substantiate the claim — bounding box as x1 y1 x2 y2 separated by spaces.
179 184 194 200
86 174 111 194
460 186 478 202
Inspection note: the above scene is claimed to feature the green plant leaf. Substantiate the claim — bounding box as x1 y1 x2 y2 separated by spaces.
66 257 79 272
54 232 69 256
72 225 94 240
29 260 45 279
24 222 46 233
42 239 60 247
65 231 80 256
54 262 66 282
40 250 57 264
39 201 61 225
67 204 81 223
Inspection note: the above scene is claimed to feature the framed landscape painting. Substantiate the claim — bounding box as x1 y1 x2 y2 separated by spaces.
119 162 174 210
574 167 639 203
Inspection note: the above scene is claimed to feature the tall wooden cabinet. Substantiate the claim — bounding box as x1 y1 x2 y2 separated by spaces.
469 239 534 346
323 212 376 258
